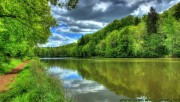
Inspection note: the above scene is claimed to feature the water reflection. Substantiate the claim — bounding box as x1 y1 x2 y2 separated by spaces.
48 68 105 93
47 66 123 102
42 58 180 100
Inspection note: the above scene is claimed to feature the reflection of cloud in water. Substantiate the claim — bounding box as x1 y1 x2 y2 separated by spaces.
48 67 82 80
67 80 105 94
48 67 105 94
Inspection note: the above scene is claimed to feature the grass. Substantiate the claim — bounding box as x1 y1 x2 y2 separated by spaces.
0 59 71 102
0 58 22 75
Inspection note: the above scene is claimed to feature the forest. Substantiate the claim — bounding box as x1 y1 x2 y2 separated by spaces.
35 2 180 58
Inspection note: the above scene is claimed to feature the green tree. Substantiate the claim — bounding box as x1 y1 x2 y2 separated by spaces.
142 34 167 57
117 28 133 57
146 7 159 34
96 40 106 56
173 3 180 21
78 35 85 46
105 30 119 57
134 17 140 26
120 15 136 27
160 13 180 57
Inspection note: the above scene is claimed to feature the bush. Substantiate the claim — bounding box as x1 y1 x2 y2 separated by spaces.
0 59 22 75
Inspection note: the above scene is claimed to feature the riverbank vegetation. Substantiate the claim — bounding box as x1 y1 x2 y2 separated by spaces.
35 2 180 58
0 59 71 102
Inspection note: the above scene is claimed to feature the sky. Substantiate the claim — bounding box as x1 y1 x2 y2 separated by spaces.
43 0 180 47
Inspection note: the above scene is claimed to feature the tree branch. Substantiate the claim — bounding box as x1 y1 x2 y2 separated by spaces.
0 14 17 18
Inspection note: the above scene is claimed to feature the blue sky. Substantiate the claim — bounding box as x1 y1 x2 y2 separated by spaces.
42 0 180 47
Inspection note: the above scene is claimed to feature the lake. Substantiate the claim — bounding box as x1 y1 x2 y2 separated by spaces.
41 58 180 102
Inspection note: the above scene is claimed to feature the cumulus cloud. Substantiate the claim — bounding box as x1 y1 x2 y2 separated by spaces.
125 0 143 7
93 2 112 12
55 19 106 34
41 33 77 47
45 0 180 47
131 0 180 16
131 1 155 16
53 15 107 32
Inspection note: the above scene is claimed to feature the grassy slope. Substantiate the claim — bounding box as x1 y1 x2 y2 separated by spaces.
0 59 71 102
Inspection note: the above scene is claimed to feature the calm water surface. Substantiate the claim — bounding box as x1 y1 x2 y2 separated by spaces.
41 58 180 102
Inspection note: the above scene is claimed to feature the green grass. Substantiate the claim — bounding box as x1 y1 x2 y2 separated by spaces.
0 58 22 75
0 59 71 102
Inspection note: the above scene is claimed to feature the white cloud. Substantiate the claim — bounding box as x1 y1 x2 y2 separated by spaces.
40 33 77 47
51 5 68 16
126 0 143 7
76 20 106 28
131 1 156 16
161 0 180 12
56 26 70 33
131 0 180 16
54 17 107 34
55 25 100 34
93 2 112 12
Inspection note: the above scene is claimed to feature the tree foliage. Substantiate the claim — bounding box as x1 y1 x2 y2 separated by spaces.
146 7 159 34
35 2 180 58
0 0 78 71
174 3 180 21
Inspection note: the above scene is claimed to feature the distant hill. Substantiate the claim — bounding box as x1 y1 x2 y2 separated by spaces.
36 2 180 58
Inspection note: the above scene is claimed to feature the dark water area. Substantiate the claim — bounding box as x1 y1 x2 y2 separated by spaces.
41 58 180 102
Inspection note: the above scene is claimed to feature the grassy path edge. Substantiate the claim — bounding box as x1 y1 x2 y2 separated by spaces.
0 61 29 92
0 59 71 102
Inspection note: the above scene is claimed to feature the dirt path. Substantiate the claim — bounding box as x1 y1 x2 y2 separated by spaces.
0 60 29 92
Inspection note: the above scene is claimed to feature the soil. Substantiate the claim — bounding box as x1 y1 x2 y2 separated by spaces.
0 60 29 92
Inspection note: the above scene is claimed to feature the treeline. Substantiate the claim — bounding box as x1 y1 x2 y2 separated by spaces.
35 3 180 58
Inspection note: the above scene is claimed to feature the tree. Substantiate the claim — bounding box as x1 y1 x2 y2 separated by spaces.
78 35 85 46
134 17 140 26
174 3 180 21
117 28 133 57
105 30 119 57
146 7 158 34
142 34 167 57
120 15 135 27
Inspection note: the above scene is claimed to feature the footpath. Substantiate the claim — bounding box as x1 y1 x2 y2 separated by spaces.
0 61 29 92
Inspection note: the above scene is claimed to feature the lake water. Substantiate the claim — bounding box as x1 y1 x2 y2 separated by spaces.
41 58 180 102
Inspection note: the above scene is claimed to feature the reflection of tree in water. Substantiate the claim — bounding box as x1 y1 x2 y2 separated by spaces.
42 59 180 99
